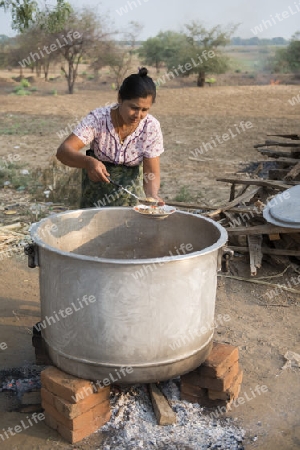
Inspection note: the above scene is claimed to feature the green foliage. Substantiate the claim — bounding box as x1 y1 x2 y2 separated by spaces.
231 36 288 46
139 22 236 86
0 0 72 33
20 78 30 87
12 84 31 95
15 88 31 95
139 31 187 73
0 0 38 32
37 0 72 33
267 32 300 73
50 89 57 95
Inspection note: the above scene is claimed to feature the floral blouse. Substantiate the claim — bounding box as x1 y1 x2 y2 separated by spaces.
73 104 164 166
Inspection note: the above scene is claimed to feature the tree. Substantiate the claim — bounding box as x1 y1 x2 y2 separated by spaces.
52 8 109 93
270 32 300 73
0 0 71 32
138 31 187 74
139 24 235 87
91 21 141 90
0 0 38 31
179 22 236 86
138 36 166 73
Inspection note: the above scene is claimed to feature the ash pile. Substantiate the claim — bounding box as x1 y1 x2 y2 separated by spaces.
101 380 244 450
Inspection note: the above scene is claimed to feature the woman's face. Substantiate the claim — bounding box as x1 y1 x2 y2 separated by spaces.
118 95 153 126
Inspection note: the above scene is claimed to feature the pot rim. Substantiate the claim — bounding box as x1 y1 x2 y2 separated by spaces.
30 207 228 265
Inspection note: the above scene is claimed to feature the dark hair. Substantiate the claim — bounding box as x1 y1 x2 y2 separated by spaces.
119 67 156 102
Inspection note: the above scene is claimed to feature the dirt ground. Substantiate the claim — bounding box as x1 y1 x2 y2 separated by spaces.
0 71 299 449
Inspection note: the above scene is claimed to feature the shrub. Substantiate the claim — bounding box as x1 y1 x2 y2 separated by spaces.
15 89 31 95
174 186 194 202
20 78 31 88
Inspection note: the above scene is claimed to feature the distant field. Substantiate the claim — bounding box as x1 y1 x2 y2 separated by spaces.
224 45 286 72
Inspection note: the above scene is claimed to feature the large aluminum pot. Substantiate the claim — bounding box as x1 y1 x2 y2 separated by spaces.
30 207 227 383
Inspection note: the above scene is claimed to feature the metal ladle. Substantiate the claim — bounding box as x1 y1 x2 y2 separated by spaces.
108 177 158 206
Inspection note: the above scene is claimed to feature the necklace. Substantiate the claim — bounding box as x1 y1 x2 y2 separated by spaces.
115 108 134 145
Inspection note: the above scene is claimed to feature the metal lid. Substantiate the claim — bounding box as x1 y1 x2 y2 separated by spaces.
263 185 300 228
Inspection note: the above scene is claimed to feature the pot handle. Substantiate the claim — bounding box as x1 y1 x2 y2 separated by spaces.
24 243 39 268
218 246 234 273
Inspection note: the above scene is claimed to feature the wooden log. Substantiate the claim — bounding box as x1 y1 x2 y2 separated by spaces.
21 390 41 405
227 224 300 236
208 187 262 218
228 246 300 256
216 177 295 189
149 384 176 426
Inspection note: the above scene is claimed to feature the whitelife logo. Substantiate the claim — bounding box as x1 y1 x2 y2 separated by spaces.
251 2 300 35
18 31 82 68
116 0 150 17
288 91 300 106
0 413 45 442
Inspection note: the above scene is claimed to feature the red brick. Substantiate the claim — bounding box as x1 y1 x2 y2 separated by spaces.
194 361 240 391
181 362 239 391
42 398 110 431
45 409 111 444
41 387 110 419
198 342 239 378
180 382 207 399
208 369 243 401
41 366 108 404
208 369 243 400
181 371 202 387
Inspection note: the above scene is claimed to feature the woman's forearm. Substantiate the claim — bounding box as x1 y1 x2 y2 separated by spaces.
143 156 161 199
56 133 91 169
56 144 91 169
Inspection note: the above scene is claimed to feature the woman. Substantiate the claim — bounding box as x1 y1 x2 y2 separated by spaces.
56 67 164 208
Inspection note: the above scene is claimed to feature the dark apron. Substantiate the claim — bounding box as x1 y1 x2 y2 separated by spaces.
80 150 144 208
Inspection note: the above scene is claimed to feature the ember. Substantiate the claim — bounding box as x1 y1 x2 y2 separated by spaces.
0 365 44 399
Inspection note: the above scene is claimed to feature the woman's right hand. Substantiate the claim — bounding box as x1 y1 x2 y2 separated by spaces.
85 157 110 183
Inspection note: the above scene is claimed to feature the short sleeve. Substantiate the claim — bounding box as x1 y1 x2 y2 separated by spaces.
143 119 164 159
73 110 102 145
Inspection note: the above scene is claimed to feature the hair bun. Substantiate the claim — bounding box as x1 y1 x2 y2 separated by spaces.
138 67 148 77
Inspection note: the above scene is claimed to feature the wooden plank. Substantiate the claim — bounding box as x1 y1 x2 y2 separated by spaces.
257 149 300 158
228 246 300 256
208 186 262 218
284 161 300 181
227 224 300 236
216 177 295 189
267 134 300 140
247 235 263 276
229 183 236 202
254 140 300 148
165 201 217 210
256 158 300 164
149 384 176 426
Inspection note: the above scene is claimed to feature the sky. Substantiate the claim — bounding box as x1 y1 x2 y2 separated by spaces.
1 0 299 40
